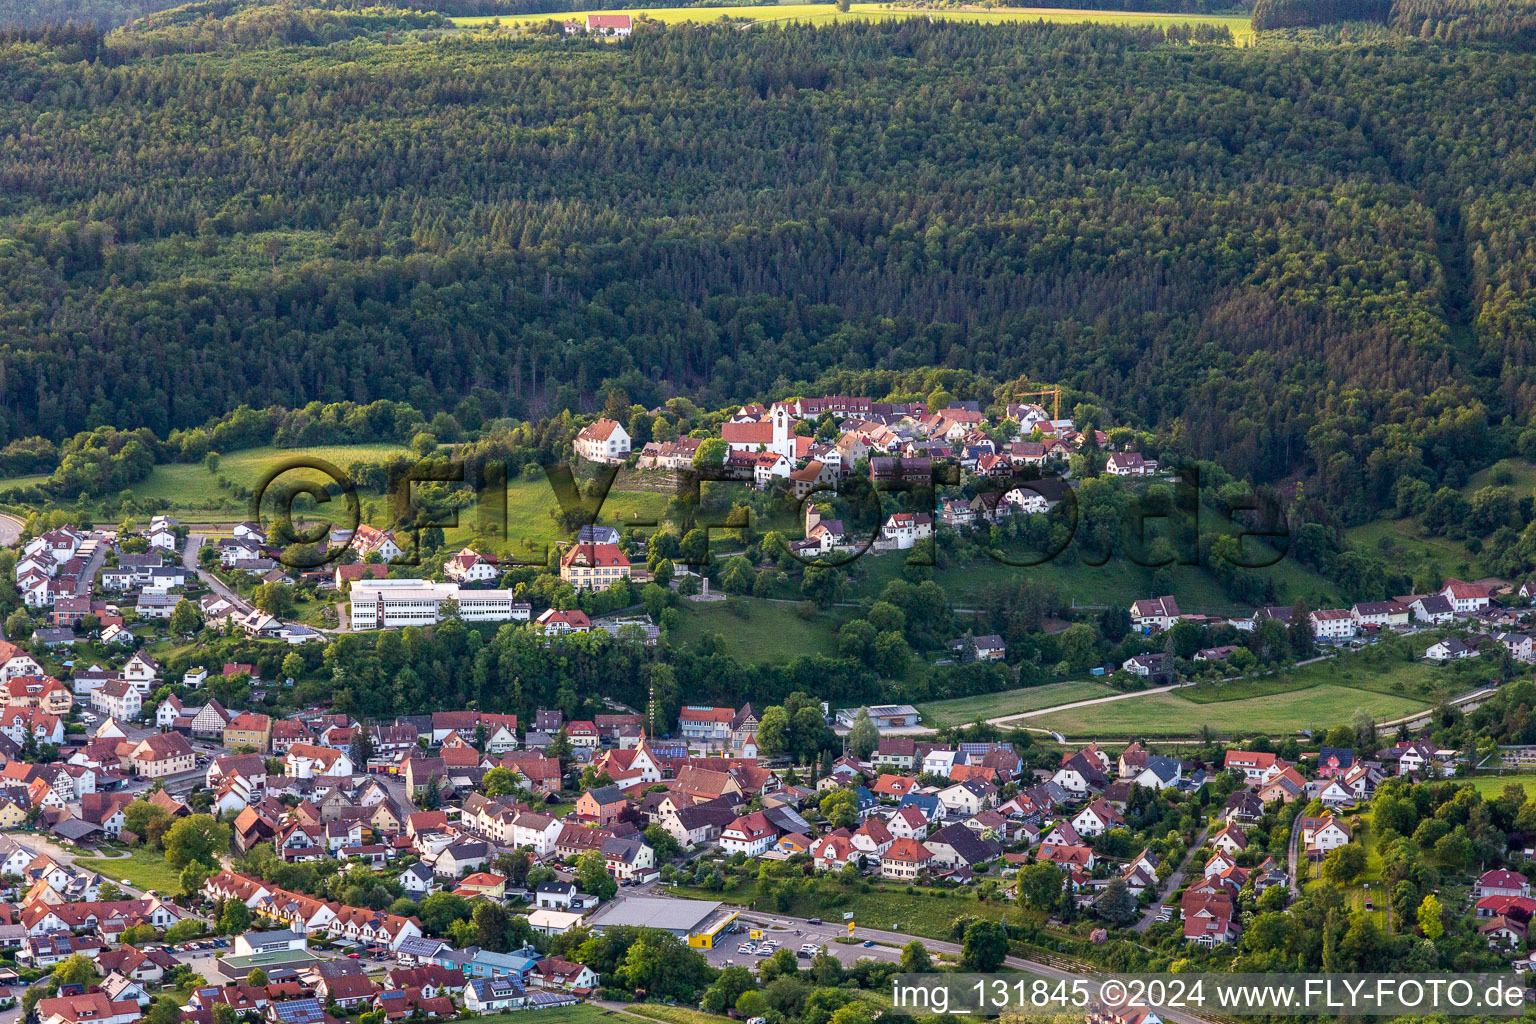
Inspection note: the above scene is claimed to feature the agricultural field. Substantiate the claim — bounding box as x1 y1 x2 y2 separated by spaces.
916 679 1118 727
1031 683 1429 740
453 3 1253 42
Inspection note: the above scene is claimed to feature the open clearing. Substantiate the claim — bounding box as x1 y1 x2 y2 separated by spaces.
5 444 411 521
74 846 184 893
1031 683 1429 738
917 679 1118 727
489 476 672 558
1466 775 1536 799
453 4 1253 42
475 1009 624 1024
668 597 852 662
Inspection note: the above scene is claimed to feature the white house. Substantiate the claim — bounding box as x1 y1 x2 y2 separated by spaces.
1425 637 1475 662
880 513 933 550
1440 579 1493 614
1309 609 1357 640
1070 798 1124 838
1106 452 1157 476
1129 596 1180 632
1351 601 1410 629
1297 815 1351 855
573 419 631 464
444 549 500 584
719 811 777 857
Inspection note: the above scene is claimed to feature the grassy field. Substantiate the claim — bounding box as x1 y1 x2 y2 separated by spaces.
668 597 852 661
1300 810 1391 930
1466 774 1536 799
917 679 1118 727
623 1007 732 1024
1182 636 1480 707
1345 517 1477 584
0 446 673 556
476 1008 628 1024
488 475 672 559
74 845 185 893
831 498 1340 616
0 473 49 492
1031 683 1429 739
663 879 1027 939
7 444 411 521
453 3 1253 41
1343 457 1536 584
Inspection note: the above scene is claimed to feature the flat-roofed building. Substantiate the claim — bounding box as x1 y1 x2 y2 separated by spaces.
350 580 517 629
583 896 738 949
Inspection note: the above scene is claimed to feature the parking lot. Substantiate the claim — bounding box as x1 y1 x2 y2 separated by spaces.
700 920 902 972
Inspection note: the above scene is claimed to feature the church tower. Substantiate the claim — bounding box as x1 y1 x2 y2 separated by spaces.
771 402 792 459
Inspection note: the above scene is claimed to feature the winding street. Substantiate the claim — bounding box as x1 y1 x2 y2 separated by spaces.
0 512 22 548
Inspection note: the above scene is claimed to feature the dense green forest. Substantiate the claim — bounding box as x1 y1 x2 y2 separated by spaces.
1 10 1536 523
0 0 181 29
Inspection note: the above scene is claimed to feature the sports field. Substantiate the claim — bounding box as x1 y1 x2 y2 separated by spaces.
453 4 1254 42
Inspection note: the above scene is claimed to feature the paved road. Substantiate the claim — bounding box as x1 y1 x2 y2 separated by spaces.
1380 685 1499 729
1135 824 1207 933
183 534 252 614
72 535 108 595
0 512 22 548
723 906 1219 1024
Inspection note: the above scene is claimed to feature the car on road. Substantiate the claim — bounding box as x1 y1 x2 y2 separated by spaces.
807 918 822 925
347 953 360 959
862 940 874 948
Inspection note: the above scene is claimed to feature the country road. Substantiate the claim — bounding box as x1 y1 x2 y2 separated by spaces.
0 512 22 548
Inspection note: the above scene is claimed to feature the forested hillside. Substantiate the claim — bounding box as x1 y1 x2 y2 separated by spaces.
1 14 1535 522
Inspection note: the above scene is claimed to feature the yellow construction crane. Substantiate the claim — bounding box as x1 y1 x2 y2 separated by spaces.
1017 386 1062 420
